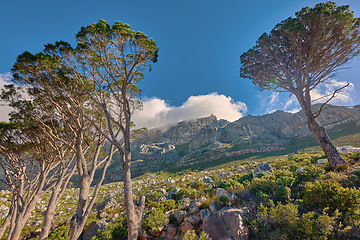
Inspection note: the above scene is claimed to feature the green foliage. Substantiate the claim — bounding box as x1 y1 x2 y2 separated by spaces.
146 191 163 202
248 201 334 240
97 215 127 240
302 180 360 216
219 179 241 190
46 224 71 240
349 167 360 185
218 195 230 204
250 171 295 203
295 165 325 183
183 230 198 240
147 199 176 213
175 187 198 200
142 208 165 231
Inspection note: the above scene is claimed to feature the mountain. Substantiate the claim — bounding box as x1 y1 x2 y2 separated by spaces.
103 104 360 182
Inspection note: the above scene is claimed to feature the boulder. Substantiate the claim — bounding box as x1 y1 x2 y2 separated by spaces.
179 195 191 208
237 165 245 172
209 202 220 213
295 167 305 173
167 187 180 200
219 171 234 179
82 219 108 240
337 146 360 154
216 188 236 201
200 208 210 220
175 210 187 224
180 222 194 233
317 159 328 165
166 225 178 240
188 197 207 214
253 163 273 178
96 197 118 211
202 208 249 240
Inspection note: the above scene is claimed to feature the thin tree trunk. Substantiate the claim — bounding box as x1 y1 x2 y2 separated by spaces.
122 154 145 240
0 202 14 239
297 93 347 168
7 195 41 240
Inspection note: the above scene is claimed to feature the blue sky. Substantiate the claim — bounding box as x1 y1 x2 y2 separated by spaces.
1 0 360 126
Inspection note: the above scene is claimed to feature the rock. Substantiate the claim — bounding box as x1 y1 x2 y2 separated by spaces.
188 197 207 214
337 146 360 154
253 163 273 178
139 232 152 240
209 202 220 213
180 222 194 233
249 160 257 164
179 195 191 208
158 188 167 195
99 211 108 218
317 159 328 164
200 208 210 220
167 187 180 199
110 213 119 223
96 197 118 211
158 196 166 202
295 167 305 173
175 210 187 224
82 219 108 240
237 165 245 172
202 208 249 240
166 225 177 240
219 171 234 179
203 176 212 183
216 188 236 201
184 215 200 225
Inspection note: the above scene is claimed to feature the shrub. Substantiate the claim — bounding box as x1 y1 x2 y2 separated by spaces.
219 179 240 190
295 165 325 183
97 215 127 240
335 164 349 172
302 180 360 216
248 201 334 240
147 199 176 213
142 208 165 231
45 224 71 240
146 191 164 202
250 173 294 203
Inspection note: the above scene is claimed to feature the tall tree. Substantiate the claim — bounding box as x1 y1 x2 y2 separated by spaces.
240 2 360 168
9 48 117 240
61 20 158 239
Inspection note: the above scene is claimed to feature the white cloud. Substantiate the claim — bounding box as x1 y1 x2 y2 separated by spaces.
311 79 355 104
0 73 13 122
133 93 247 129
258 79 356 114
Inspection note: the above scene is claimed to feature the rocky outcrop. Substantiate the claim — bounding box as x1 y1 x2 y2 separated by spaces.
202 208 249 240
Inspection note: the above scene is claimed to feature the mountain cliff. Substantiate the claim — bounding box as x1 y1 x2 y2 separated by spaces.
105 104 360 181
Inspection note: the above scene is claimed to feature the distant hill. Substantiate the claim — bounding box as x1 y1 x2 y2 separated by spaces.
103 104 360 182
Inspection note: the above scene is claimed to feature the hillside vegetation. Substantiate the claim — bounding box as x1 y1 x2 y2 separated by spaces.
1 133 359 239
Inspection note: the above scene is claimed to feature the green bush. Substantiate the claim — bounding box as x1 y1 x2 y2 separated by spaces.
250 173 294 203
248 201 334 240
97 215 127 240
147 199 176 213
142 208 165 231
45 224 71 240
295 165 325 183
146 191 164 202
302 180 360 216
219 179 240 190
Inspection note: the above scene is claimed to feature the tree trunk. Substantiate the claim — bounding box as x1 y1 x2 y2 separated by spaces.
122 155 145 240
0 205 13 239
297 93 347 168
7 196 40 240
39 185 61 240
69 177 90 240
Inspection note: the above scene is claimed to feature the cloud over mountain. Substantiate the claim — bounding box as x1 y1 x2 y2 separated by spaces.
132 93 247 129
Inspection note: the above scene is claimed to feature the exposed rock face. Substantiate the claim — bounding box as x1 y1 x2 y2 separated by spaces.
253 163 273 178
103 105 360 181
82 219 108 240
202 208 249 240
